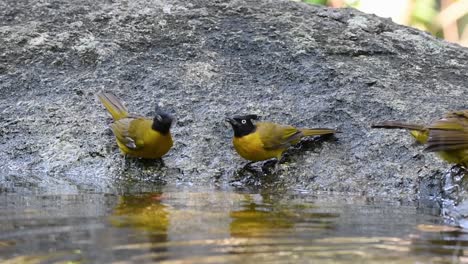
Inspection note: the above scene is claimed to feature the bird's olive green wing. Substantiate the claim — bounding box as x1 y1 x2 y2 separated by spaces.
111 117 146 150
426 114 468 152
256 122 302 150
444 110 468 119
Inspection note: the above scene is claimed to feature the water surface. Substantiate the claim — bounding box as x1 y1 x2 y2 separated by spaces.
0 186 465 263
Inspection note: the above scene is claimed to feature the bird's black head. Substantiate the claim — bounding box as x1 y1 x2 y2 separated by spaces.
151 109 173 135
226 114 259 137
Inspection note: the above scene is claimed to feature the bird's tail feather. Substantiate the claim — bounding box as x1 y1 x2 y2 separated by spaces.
97 92 129 121
300 128 336 137
371 121 425 131
372 121 429 144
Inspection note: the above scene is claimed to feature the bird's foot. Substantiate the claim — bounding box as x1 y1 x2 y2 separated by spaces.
449 165 467 177
261 159 281 175
239 161 261 174
235 159 282 178
140 158 165 168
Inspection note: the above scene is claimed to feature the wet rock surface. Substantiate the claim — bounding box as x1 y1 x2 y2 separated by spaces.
0 0 467 205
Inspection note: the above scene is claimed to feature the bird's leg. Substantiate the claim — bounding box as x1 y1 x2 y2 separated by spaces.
241 161 258 173
119 155 132 175
262 158 280 174
277 155 288 164
157 158 166 168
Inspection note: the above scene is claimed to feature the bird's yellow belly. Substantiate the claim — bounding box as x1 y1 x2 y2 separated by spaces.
232 133 283 161
116 132 173 159
438 149 468 167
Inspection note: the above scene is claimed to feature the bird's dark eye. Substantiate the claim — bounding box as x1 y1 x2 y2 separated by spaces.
241 120 247 124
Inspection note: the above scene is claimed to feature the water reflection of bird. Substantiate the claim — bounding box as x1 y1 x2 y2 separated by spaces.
111 193 169 241
97 92 174 159
229 195 295 238
372 110 468 167
226 115 336 162
111 193 171 261
229 194 338 238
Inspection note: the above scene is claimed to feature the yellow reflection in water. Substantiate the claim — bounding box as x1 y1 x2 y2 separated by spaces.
110 193 169 234
230 194 295 237
104 191 466 264
230 194 338 238
0 240 15 248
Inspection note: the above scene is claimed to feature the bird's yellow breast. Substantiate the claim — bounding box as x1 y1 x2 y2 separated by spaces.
437 150 468 167
232 132 283 161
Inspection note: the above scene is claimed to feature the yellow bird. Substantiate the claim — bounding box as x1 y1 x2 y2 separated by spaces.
97 92 173 159
372 110 468 167
226 114 336 162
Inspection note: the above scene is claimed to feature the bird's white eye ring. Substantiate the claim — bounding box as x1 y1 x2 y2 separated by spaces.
241 120 247 124
156 115 163 122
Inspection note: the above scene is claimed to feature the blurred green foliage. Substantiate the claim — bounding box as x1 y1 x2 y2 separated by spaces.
412 0 438 25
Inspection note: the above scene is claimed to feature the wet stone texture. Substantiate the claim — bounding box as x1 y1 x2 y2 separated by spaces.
0 0 467 205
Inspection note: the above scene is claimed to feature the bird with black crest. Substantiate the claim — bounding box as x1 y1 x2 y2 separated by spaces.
97 92 174 159
226 114 336 163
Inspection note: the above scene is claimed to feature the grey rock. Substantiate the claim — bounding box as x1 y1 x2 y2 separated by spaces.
0 0 467 209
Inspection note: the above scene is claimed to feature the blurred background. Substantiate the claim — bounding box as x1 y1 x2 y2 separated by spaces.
302 0 468 47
